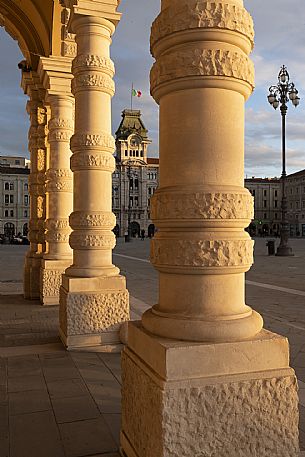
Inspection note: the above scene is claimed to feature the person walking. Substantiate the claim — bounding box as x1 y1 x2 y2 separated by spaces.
140 229 145 240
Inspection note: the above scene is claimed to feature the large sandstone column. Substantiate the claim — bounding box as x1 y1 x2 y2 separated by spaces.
121 1 299 455
60 3 129 350
23 76 48 299
38 57 74 305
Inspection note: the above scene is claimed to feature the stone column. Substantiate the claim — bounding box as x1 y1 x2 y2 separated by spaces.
23 77 48 300
38 57 74 305
121 1 299 456
40 94 74 305
60 4 129 350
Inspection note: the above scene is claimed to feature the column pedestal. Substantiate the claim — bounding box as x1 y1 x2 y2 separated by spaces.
121 322 299 457
40 260 71 306
59 274 128 351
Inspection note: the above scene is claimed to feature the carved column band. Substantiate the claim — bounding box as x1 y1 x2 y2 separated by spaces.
23 86 48 300
141 0 262 343
60 11 129 350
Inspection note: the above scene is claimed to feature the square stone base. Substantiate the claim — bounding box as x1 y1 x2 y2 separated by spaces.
24 255 41 300
40 259 71 306
121 322 299 457
59 274 129 351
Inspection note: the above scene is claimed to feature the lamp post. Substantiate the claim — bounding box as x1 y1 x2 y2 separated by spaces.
267 65 300 256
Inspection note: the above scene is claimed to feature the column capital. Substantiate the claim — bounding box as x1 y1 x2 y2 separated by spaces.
67 0 121 31
38 56 73 98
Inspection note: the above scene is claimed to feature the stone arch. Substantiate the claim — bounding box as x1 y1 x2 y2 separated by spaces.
0 0 55 70
4 222 15 240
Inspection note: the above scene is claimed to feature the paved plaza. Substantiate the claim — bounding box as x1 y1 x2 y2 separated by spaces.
1 238 305 456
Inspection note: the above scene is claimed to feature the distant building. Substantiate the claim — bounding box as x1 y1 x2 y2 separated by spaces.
245 177 281 236
286 169 305 237
0 156 30 169
113 109 159 237
0 156 30 239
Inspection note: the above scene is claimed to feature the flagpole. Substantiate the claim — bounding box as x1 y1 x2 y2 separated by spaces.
131 82 133 110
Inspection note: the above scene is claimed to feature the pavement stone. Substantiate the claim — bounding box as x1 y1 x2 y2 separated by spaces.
51 394 100 424
59 417 117 457
9 410 65 457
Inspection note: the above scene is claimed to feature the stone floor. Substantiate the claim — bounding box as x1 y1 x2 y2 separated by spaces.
1 238 305 455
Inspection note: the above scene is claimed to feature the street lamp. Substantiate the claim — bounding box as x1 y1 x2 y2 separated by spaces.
267 65 300 256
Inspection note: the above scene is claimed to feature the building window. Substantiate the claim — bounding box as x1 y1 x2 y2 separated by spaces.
9 183 14 191
135 179 138 189
263 200 267 208
297 187 299 193
130 197 133 207
125 150 128 156
24 210 28 217
140 150 143 157
275 213 278 219
274 200 277 208
24 195 29 205
24 183 28 191
10 210 14 217
15 160 20 165
135 196 138 206
4 210 8 217
275 190 278 197
5 195 9 204
290 203 293 209
10 195 14 204
4 182 9 190
296 201 299 209
296 214 299 219
264 213 267 219
263 190 267 197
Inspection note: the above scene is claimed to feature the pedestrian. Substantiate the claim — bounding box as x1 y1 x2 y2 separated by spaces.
124 230 128 242
141 229 145 240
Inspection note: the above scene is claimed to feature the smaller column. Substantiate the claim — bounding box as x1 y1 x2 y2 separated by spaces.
40 94 74 305
23 80 48 299
60 6 129 351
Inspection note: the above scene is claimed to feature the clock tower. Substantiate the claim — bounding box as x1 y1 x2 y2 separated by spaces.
115 109 151 164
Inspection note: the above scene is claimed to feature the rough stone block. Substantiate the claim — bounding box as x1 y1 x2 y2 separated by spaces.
121 323 300 457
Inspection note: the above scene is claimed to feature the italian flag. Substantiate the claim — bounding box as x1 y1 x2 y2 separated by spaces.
132 89 142 97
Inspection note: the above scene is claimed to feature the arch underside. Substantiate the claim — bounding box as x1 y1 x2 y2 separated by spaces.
0 0 54 70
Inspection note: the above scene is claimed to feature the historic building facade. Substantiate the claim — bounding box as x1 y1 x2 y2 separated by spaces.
113 109 159 237
286 169 305 237
0 156 30 239
0 1 299 455
245 177 281 236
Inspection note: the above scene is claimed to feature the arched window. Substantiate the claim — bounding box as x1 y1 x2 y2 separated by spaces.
9 183 14 191
4 182 9 190
24 183 28 191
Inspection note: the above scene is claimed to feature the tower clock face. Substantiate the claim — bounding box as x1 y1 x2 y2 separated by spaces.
130 136 140 147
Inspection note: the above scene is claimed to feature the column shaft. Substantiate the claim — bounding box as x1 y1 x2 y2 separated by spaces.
24 96 48 299
40 95 74 305
60 13 129 350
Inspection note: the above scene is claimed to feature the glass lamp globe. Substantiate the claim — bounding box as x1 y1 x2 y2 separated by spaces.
273 100 279 109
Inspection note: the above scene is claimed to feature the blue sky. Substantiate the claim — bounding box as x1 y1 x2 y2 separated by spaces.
1 0 305 177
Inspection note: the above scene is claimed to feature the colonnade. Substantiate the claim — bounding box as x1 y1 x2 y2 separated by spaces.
21 0 298 454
